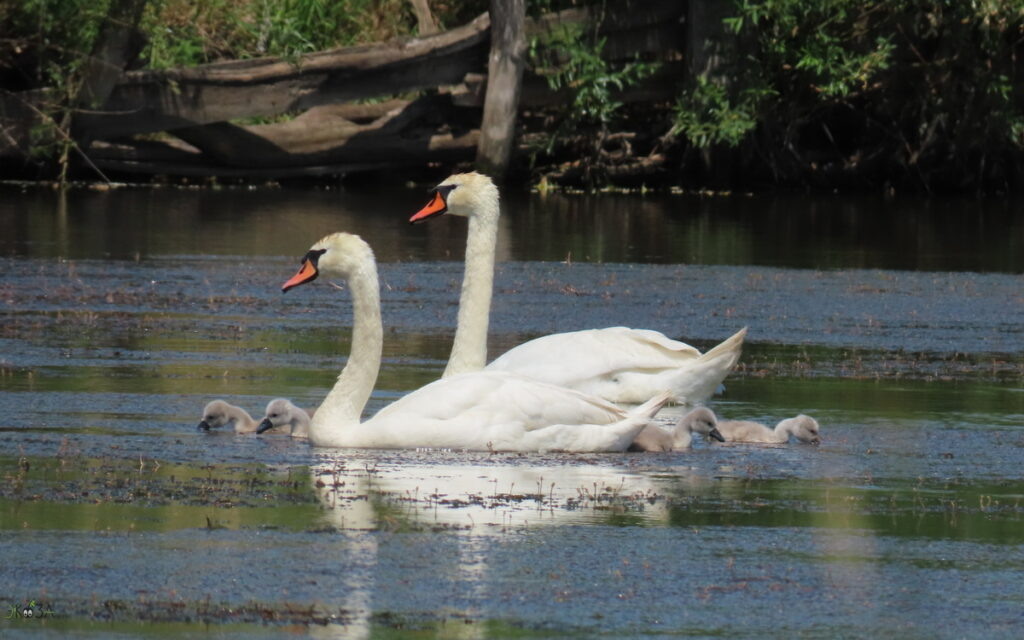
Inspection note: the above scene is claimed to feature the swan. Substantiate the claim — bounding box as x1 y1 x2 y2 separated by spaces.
197 400 259 434
280 231 670 452
409 171 747 405
256 398 312 438
715 414 822 444
629 407 725 451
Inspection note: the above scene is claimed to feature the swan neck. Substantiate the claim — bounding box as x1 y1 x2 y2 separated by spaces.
673 426 693 449
444 201 498 377
231 408 257 432
772 421 793 443
293 411 311 429
313 262 382 434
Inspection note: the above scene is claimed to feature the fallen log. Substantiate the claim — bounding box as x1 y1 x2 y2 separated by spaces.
74 0 686 144
154 94 470 168
5 0 689 180
75 13 492 141
90 125 480 177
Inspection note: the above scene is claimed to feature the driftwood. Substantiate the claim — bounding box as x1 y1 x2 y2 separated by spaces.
2 0 693 182
89 95 480 177
75 0 683 142
75 13 492 141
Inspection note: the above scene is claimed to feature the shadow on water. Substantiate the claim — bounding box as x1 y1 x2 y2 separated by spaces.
1 185 1023 636
2 185 1023 271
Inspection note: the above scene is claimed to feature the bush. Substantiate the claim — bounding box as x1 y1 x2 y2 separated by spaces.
672 0 1024 192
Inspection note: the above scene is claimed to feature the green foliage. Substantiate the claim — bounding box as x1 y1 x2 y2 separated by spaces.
674 0 1024 190
0 0 113 177
671 76 774 148
724 0 897 101
142 0 416 69
676 0 898 150
4 0 109 84
529 22 657 149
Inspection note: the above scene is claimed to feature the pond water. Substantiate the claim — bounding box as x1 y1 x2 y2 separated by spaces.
0 183 1022 637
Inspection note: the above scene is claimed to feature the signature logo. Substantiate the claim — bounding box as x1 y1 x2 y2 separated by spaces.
6 600 55 619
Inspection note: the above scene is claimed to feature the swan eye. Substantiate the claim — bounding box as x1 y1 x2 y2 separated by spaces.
300 248 327 265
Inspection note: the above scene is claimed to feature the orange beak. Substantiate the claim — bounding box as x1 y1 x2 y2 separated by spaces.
409 190 448 223
282 259 319 292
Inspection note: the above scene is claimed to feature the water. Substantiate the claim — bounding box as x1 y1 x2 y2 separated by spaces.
1 184 1022 637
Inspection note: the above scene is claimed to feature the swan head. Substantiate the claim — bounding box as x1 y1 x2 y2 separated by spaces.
198 400 251 433
282 232 374 292
409 172 499 223
680 407 725 442
780 414 821 444
257 398 292 434
257 398 306 435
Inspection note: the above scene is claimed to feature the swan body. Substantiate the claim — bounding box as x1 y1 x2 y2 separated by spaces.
630 407 725 451
716 414 822 444
197 400 258 434
283 232 669 452
410 171 746 405
257 398 312 438
486 326 747 405
329 369 668 452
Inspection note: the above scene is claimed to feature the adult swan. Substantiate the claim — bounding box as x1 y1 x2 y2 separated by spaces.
409 172 747 405
282 232 669 452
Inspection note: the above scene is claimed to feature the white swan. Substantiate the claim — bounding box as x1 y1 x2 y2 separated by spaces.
281 231 670 452
256 398 311 438
630 407 725 451
197 400 258 434
716 414 822 444
409 171 747 405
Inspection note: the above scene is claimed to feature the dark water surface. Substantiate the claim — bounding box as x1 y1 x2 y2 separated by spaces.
1 185 1022 638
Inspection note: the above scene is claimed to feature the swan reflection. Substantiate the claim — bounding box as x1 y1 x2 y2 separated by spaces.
310 453 685 532
301 452 711 639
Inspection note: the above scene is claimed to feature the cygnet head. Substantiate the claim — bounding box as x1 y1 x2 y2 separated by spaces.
257 398 307 436
197 400 251 433
282 232 374 291
408 172 499 223
781 414 821 444
681 407 725 442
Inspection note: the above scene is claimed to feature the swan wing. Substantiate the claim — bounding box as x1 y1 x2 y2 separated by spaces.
372 370 627 429
484 328 705 401
489 328 702 377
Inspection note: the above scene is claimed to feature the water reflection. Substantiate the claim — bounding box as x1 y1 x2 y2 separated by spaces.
310 455 674 532
2 185 1021 271
304 457 684 640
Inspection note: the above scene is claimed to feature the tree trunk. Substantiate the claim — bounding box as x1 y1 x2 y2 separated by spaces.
409 0 439 36
686 0 739 187
475 0 526 183
76 0 149 110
